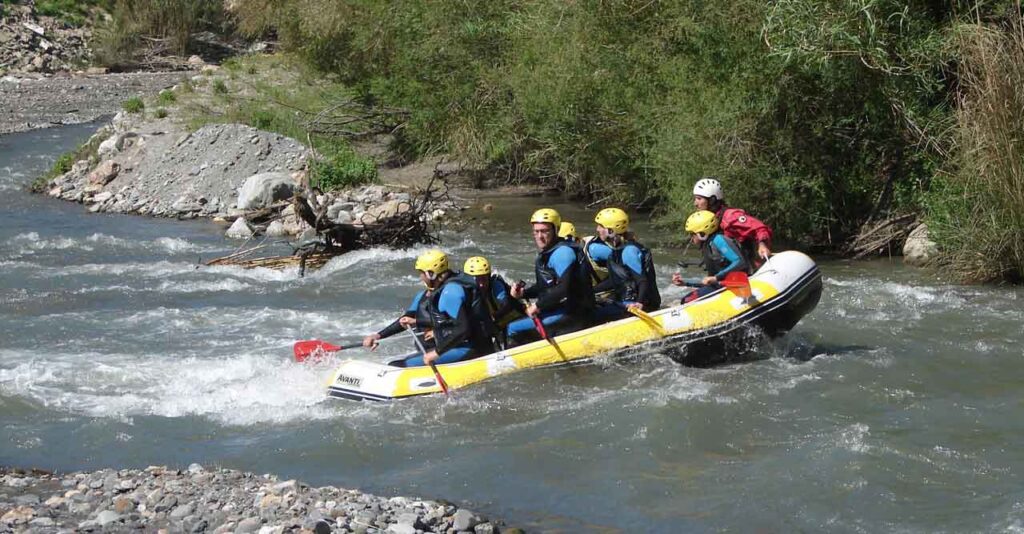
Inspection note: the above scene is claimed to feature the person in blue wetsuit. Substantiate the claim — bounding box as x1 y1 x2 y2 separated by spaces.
455 256 525 351
579 217 615 301
671 210 750 303
507 208 595 346
590 208 662 322
362 249 451 353
407 258 498 367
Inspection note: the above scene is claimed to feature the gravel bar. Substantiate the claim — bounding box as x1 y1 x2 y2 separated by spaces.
0 465 521 533
0 72 187 135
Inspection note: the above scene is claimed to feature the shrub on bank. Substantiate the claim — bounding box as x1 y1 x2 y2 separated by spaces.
157 89 176 104
926 19 1024 283
121 96 144 113
31 131 106 192
311 147 378 191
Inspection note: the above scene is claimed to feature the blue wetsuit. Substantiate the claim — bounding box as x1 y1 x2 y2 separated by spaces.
506 244 577 338
683 233 747 301
404 283 475 366
594 243 646 321
587 239 613 265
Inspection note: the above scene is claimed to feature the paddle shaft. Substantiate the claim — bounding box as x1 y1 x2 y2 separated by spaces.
406 325 450 396
524 299 570 363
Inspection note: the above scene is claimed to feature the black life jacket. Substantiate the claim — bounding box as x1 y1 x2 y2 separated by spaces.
534 238 595 316
426 277 496 356
483 274 525 328
412 289 433 327
450 273 511 352
606 239 661 310
700 233 751 277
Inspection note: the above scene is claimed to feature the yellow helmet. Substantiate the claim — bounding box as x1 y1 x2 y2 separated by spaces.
594 207 629 234
414 249 449 275
463 256 491 276
558 221 578 239
685 210 719 236
530 208 561 229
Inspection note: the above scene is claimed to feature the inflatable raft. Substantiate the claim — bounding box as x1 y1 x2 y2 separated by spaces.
326 250 822 401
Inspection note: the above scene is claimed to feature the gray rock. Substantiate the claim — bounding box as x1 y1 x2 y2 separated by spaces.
95 510 122 526
235 517 262 533
13 493 40 505
97 133 138 158
171 196 202 213
92 191 114 203
331 210 354 225
170 502 195 519
236 172 294 210
474 522 496 534
452 509 480 531
903 223 937 267
387 524 416 534
225 218 253 239
154 494 178 512
29 516 56 526
264 220 288 237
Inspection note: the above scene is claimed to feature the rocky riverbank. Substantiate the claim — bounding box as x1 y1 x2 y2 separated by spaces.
0 465 517 533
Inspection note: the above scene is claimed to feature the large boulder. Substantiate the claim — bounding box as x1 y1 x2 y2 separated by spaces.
903 223 937 266
236 172 295 210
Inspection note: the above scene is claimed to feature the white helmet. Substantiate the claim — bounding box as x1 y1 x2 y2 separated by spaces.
692 177 723 200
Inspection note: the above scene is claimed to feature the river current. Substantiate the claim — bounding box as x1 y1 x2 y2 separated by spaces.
2 123 1023 532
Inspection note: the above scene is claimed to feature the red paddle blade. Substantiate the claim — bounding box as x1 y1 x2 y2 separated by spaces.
293 340 343 362
721 272 752 299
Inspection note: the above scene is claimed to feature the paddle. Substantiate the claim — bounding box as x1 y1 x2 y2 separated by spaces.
531 315 570 363
626 306 666 335
293 340 344 363
406 325 450 397
721 271 753 301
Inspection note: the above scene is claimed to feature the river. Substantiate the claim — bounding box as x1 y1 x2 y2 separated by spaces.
2 123 1023 532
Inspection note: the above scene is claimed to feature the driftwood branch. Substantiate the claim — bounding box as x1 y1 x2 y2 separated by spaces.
846 214 917 259
203 171 452 275
304 98 410 139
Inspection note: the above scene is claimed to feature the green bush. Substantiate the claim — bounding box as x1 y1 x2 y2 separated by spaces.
35 0 112 27
157 89 176 104
311 148 378 191
122 96 144 113
154 107 168 118
211 79 228 94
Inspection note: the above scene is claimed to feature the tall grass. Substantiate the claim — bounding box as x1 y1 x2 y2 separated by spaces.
92 0 227 68
926 16 1024 282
